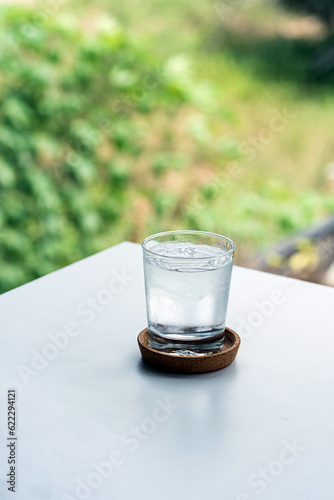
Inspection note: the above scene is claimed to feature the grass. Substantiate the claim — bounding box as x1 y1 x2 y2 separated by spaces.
84 0 334 257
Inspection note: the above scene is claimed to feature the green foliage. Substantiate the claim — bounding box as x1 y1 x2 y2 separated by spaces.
0 6 201 293
184 178 334 251
152 152 186 175
2 1 334 292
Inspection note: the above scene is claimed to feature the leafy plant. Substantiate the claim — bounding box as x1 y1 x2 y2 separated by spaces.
0 7 203 293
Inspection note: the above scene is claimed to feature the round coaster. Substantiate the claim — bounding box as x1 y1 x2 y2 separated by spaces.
137 327 241 374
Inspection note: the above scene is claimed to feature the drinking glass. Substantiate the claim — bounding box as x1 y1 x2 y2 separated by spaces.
142 230 235 354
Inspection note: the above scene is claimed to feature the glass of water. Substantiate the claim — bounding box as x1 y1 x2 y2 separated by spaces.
142 230 235 354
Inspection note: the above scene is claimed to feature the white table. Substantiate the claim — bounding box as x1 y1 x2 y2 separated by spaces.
1 242 334 500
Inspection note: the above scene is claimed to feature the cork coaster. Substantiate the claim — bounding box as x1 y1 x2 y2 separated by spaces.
137 327 240 374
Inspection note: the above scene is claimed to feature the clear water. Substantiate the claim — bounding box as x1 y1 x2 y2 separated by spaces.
143 242 233 342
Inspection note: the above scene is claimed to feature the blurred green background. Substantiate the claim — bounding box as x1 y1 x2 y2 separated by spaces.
1 0 334 293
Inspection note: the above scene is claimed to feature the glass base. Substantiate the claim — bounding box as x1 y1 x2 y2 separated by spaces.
147 330 225 356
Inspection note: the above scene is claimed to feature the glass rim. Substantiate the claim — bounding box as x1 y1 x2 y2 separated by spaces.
142 230 236 261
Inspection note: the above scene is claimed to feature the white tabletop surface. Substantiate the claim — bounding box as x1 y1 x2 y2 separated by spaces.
1 241 334 500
